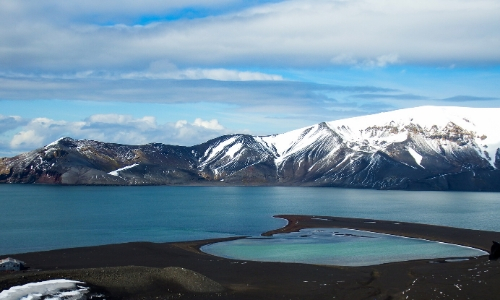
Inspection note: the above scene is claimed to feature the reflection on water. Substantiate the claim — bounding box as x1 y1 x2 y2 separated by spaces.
201 228 488 266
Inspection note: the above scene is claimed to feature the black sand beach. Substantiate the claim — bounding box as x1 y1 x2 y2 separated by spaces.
1 215 499 299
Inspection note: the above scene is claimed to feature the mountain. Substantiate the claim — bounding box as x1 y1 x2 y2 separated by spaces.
2 106 500 191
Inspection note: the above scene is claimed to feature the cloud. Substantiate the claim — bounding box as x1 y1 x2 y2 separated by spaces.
330 54 359 66
1 0 240 25
0 76 396 107
1 0 499 75
363 54 401 68
9 118 72 149
84 114 156 131
191 118 224 130
0 115 27 133
121 68 284 81
10 130 46 149
441 95 499 102
7 115 231 154
2 0 499 158
0 67 283 82
350 93 428 100
331 53 401 68
174 118 226 142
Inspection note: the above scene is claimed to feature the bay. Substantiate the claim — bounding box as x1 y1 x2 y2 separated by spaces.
1 185 499 255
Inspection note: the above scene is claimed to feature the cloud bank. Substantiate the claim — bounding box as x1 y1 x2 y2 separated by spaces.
1 0 499 157
4 115 230 156
1 0 499 75
0 77 395 107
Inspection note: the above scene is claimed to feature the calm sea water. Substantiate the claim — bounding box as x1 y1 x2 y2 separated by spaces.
1 185 499 255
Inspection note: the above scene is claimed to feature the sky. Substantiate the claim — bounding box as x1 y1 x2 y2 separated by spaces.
1 0 499 157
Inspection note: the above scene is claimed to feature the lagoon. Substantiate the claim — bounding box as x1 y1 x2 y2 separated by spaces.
1 185 499 255
201 228 488 266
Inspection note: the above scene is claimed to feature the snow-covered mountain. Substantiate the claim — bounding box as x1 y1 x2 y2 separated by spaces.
2 106 500 191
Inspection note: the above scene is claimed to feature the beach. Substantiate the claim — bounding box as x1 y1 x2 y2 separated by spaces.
1 215 499 299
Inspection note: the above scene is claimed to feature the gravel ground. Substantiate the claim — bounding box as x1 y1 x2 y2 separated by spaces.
0 266 225 299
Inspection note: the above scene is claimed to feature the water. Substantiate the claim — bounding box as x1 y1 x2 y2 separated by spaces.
1 185 499 255
201 228 488 266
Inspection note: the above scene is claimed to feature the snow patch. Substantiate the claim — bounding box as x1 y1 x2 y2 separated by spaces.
408 147 423 168
0 279 88 300
225 143 243 159
259 124 335 167
202 137 238 163
108 163 139 176
45 137 67 148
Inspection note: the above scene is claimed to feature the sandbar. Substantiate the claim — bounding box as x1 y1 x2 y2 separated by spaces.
1 215 499 299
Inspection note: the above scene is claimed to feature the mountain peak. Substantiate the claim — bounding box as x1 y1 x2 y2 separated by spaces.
2 106 500 191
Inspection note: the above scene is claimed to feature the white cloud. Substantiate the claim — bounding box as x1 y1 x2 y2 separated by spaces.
1 0 498 75
174 120 188 129
174 69 283 81
7 115 230 154
173 118 226 142
0 68 283 82
85 114 156 130
10 130 44 149
11 118 72 150
192 118 224 130
120 68 283 81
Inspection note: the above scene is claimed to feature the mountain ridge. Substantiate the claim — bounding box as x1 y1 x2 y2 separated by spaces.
2 106 500 191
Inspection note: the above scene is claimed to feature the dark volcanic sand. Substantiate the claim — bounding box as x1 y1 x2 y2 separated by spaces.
1 215 500 299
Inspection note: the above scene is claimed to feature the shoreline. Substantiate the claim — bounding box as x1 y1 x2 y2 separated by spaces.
264 215 497 252
1 215 499 299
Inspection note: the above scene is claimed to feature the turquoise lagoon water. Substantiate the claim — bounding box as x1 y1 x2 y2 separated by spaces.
201 228 487 266
1 185 499 263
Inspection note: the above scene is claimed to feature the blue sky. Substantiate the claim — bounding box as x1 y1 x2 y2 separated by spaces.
1 0 499 157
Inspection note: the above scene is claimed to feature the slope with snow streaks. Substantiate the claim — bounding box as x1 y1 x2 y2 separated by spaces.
196 135 276 182
0 137 203 185
325 106 500 167
2 106 500 190
258 123 342 166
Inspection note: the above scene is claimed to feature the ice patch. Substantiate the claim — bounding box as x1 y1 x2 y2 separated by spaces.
0 279 88 300
108 163 139 176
